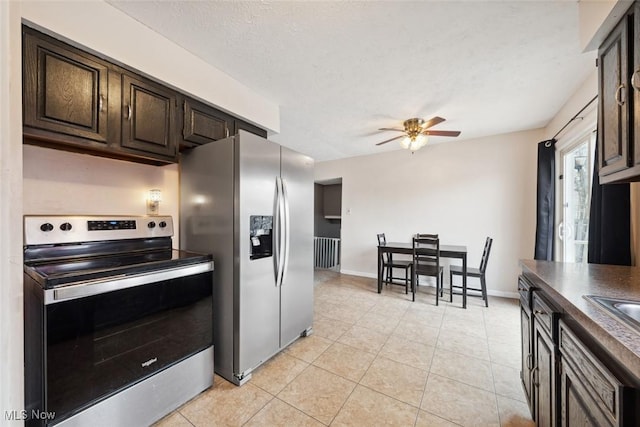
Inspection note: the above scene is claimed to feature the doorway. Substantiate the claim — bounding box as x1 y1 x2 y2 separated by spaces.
313 179 342 278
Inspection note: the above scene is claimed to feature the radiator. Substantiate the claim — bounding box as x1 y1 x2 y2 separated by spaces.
314 237 340 269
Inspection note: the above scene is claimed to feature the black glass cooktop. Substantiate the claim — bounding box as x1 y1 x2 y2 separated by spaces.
24 249 212 289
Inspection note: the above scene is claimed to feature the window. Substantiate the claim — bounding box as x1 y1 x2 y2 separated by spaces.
558 130 596 263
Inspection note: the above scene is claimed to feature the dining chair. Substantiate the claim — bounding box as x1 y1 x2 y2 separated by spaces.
377 233 413 294
412 235 444 305
449 236 493 307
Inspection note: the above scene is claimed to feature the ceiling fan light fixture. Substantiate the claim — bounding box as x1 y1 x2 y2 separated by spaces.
400 134 428 152
374 116 459 150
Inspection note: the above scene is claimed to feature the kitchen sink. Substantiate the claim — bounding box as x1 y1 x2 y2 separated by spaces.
584 295 640 332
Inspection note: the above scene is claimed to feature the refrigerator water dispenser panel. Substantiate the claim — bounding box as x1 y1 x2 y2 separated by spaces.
249 215 273 260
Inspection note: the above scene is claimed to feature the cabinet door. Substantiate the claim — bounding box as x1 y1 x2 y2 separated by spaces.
632 3 640 168
323 184 342 218
23 29 108 144
181 98 230 147
521 304 533 415
121 74 176 158
598 16 630 178
559 321 626 427
560 359 610 427
534 322 556 427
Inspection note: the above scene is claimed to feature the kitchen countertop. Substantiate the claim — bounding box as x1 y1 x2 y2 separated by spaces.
520 259 640 381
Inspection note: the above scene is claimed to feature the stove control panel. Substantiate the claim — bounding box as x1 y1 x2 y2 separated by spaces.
24 216 174 246
88 220 137 231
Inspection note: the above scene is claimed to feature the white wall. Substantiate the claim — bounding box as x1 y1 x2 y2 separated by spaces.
1 1 24 421
579 0 633 51
22 146 180 242
315 129 542 297
543 69 597 142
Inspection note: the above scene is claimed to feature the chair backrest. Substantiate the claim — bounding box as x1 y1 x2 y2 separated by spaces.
479 237 493 273
415 233 439 262
412 235 440 267
416 233 438 239
377 233 390 263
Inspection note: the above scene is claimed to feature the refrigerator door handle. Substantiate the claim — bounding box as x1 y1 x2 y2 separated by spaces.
273 177 281 286
280 178 291 286
274 177 286 287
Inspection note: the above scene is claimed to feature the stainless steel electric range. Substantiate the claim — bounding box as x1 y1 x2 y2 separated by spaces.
23 216 214 427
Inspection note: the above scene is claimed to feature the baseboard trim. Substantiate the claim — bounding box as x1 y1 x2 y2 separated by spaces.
336 269 518 299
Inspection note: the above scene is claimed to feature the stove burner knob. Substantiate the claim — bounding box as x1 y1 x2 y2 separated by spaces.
40 223 54 232
60 222 73 231
159 221 167 228
147 221 156 229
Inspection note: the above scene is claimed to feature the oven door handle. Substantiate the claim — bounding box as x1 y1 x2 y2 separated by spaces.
44 261 214 305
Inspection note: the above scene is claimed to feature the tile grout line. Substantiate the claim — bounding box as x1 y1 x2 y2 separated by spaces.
482 298 502 426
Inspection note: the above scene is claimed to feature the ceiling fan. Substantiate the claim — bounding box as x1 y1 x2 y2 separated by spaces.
376 117 461 151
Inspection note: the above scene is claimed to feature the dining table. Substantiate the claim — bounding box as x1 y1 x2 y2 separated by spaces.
377 242 468 308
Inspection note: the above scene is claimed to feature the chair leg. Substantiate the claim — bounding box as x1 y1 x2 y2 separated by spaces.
481 274 489 307
413 271 417 297
435 272 440 306
446 271 452 302
404 267 408 294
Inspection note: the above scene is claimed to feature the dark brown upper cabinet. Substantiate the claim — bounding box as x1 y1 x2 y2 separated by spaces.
179 97 230 148
598 3 640 183
323 184 342 219
23 27 109 147
120 73 176 159
22 25 268 165
233 119 268 139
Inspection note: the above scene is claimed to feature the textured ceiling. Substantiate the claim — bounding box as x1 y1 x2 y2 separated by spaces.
107 0 595 161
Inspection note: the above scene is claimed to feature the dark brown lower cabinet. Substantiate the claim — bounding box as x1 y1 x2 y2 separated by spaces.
558 320 632 427
533 320 556 427
560 359 600 426
520 271 640 427
519 276 534 417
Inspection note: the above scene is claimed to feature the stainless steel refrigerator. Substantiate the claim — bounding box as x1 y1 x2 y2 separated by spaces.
180 130 314 385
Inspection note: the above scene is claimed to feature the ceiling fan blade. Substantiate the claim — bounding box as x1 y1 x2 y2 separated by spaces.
378 127 404 132
421 116 446 130
376 135 405 146
422 130 461 137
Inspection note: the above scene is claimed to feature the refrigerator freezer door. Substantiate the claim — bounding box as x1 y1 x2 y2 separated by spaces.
180 137 235 380
237 131 281 377
279 146 314 347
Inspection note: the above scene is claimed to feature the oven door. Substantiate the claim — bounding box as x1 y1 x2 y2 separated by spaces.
43 264 213 423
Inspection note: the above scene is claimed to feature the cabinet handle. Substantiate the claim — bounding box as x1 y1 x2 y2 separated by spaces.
126 104 132 120
632 70 640 92
534 310 546 316
98 95 104 113
526 353 532 370
615 84 626 106
532 366 540 387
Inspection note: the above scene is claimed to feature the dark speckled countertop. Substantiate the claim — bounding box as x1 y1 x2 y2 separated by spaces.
520 259 640 381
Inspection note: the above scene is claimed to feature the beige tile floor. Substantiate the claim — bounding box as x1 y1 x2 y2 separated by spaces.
155 271 535 427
